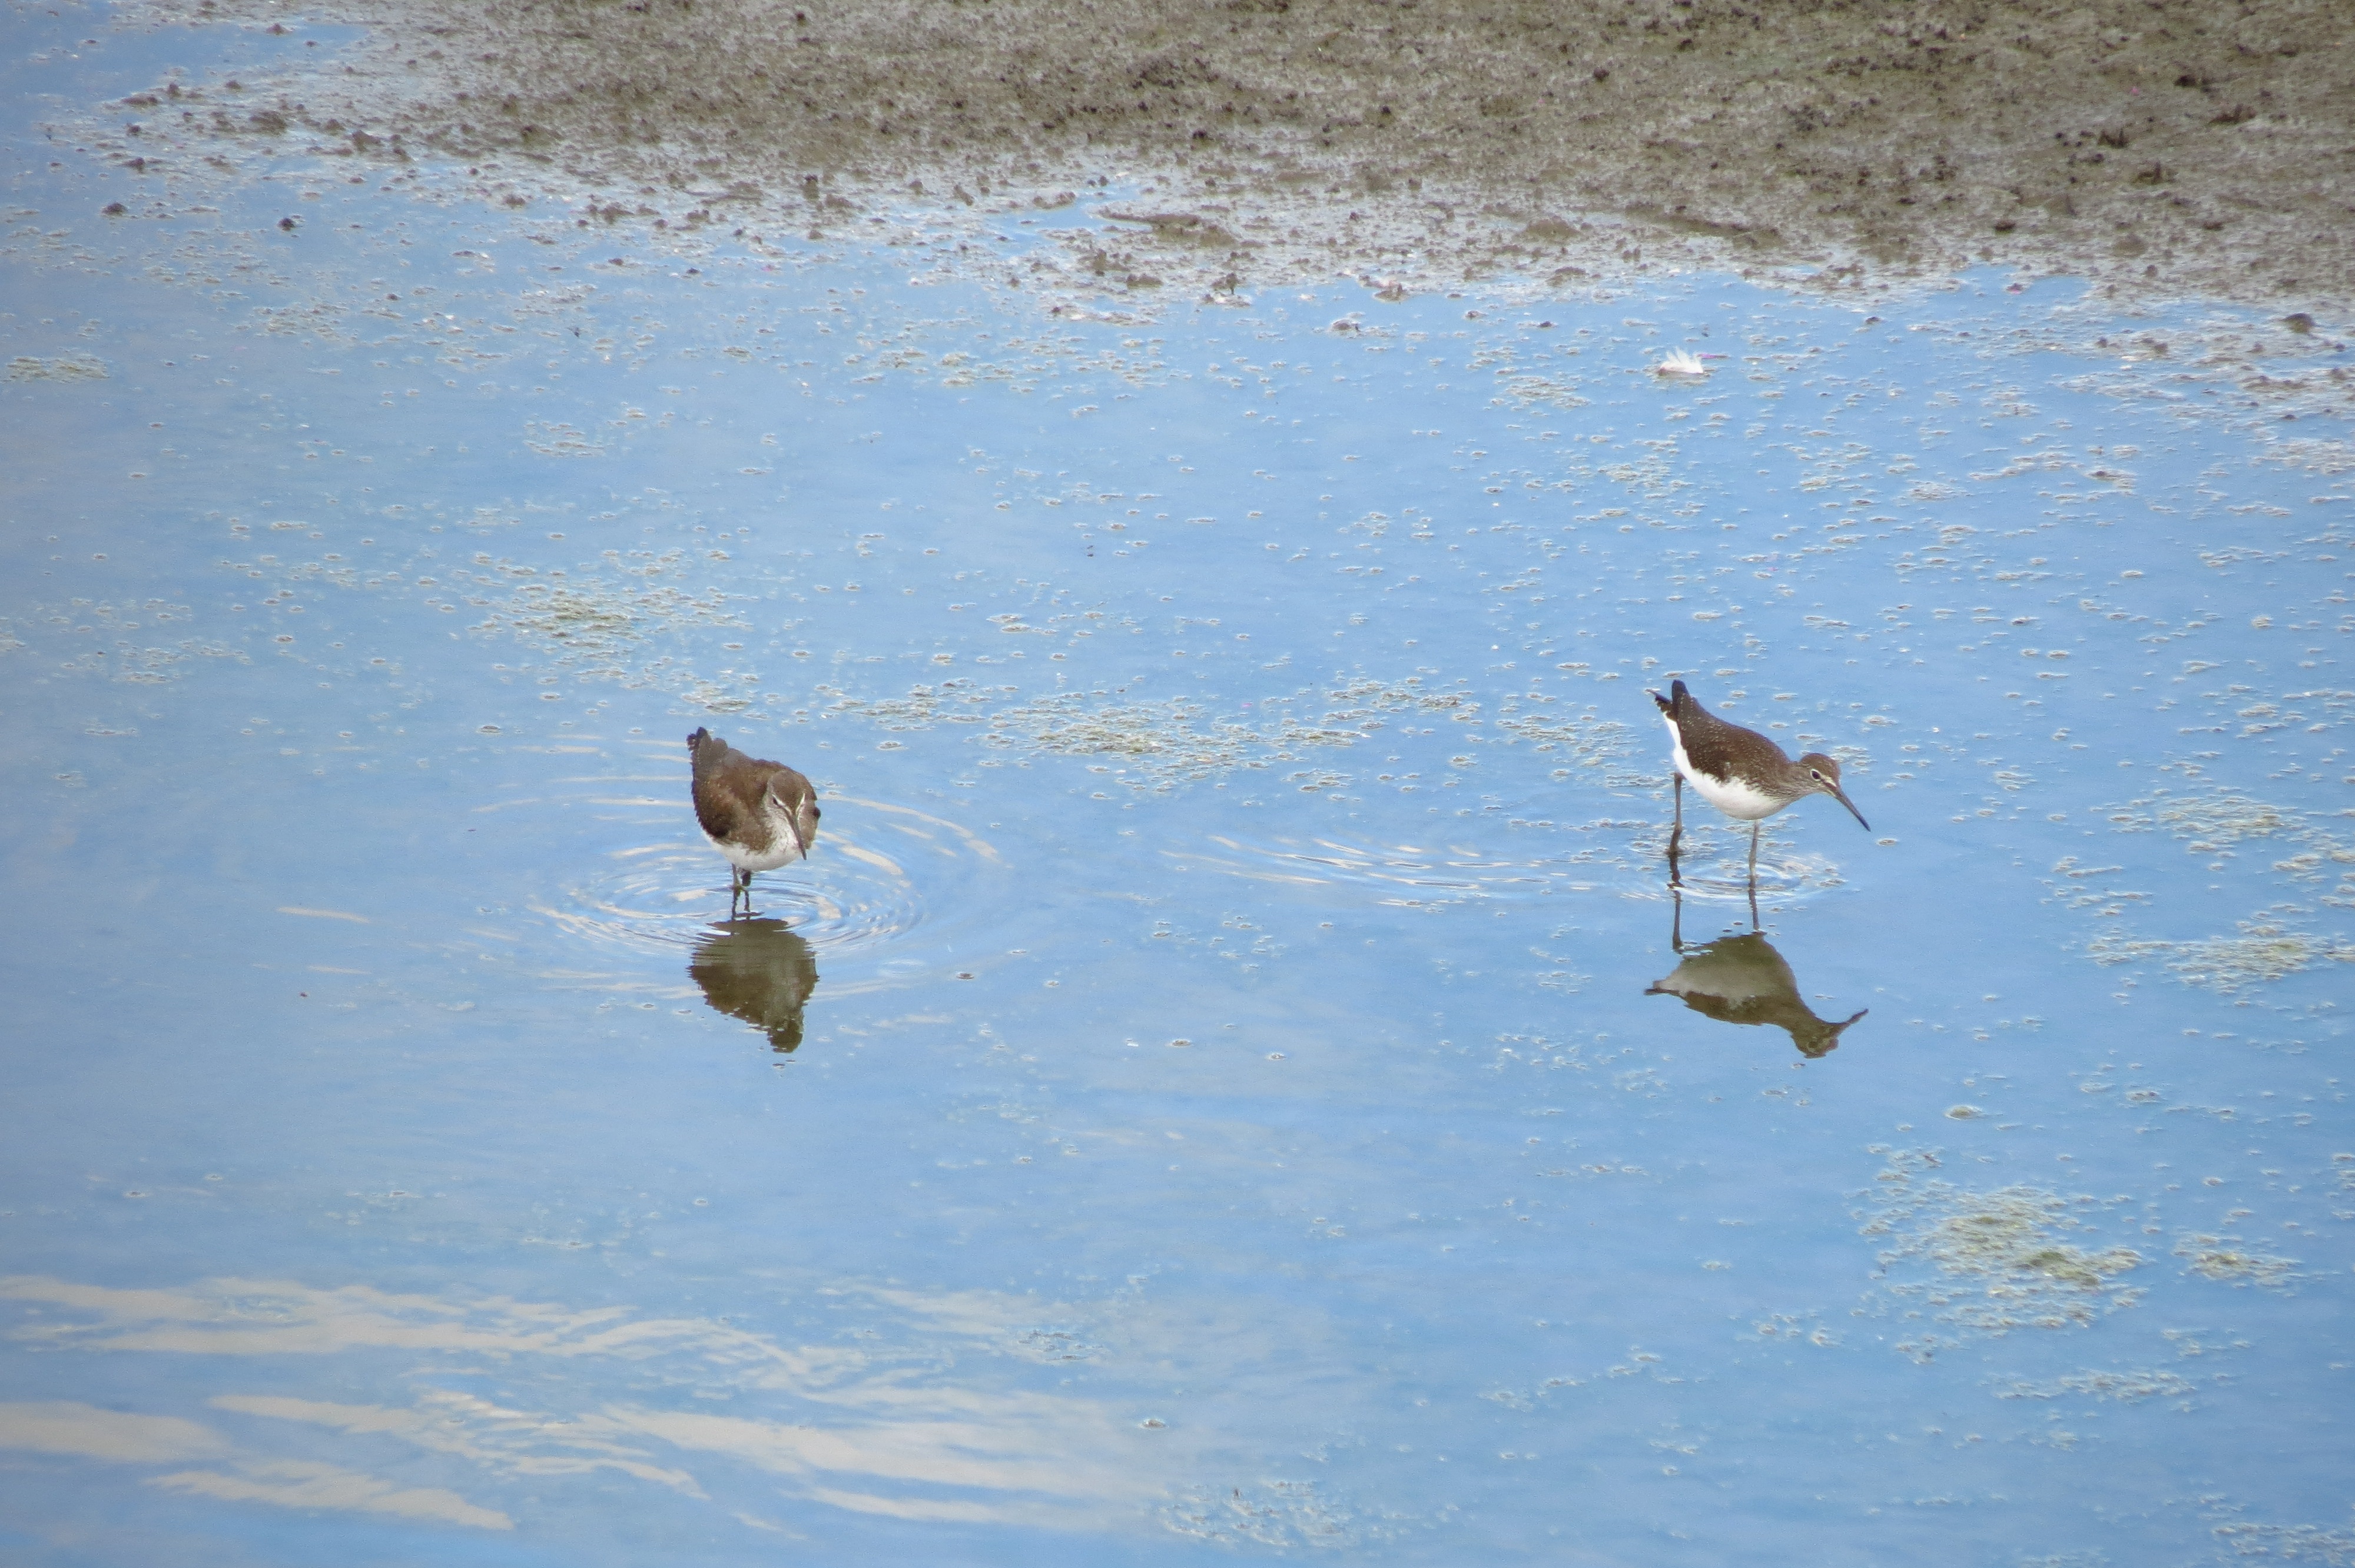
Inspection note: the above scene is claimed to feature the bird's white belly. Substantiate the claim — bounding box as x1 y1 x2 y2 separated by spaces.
713 837 806 873
706 799 809 873
1666 717 1786 821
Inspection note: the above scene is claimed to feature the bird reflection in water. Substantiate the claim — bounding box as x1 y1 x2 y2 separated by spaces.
1644 888 1866 1059
689 919 820 1053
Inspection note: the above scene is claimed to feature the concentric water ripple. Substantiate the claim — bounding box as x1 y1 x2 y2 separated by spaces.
530 794 1007 989
1644 848 1847 908
546 841 923 956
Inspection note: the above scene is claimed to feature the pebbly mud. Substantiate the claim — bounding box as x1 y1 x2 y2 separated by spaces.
95 0 2355 315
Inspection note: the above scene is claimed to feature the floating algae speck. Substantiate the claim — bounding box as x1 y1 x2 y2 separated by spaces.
824 677 1007 731
522 420 606 458
1861 1164 2143 1353
474 579 742 667
826 673 1642 800
12 599 246 686
2208 1523 2355 1563
2060 788 2355 974
983 693 1261 781
2106 787 2297 849
2174 1234 2302 1290
1491 703 1636 778
4 353 107 381
822 673 1417 788
1996 1368 2198 1404
1161 1477 1385 1551
1319 674 1477 723
2088 917 2355 993
467 576 748 711
1494 373 1593 411
2260 436 2355 476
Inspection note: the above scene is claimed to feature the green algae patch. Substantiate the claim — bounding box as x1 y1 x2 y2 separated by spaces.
2107 788 2298 849
467 548 747 705
2088 916 2355 994
5 352 109 381
1996 1368 2199 1404
2174 1234 2302 1290
1861 1156 2144 1359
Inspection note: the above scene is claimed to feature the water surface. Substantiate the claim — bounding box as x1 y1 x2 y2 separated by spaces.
2 9 2352 1563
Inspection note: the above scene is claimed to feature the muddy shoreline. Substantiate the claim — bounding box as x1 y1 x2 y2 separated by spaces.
101 0 2355 316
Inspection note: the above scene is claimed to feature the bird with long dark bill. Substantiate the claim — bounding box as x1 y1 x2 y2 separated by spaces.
687 727 821 919
1651 679 1868 882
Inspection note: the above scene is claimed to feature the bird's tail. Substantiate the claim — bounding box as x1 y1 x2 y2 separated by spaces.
687 726 712 755
1650 679 1689 717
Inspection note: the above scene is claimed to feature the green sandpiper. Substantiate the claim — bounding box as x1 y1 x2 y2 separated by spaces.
688 727 821 920
1650 679 1868 883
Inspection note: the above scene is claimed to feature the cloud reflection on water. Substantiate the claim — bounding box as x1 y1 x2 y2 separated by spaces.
1 1273 1181 1534
151 1457 518 1531
0 1398 510 1531
0 1400 227 1463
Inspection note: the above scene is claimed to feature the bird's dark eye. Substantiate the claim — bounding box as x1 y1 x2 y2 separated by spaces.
810 806 821 818
1810 770 1824 780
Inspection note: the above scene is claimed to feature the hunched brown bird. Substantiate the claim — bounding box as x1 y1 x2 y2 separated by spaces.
687 727 820 919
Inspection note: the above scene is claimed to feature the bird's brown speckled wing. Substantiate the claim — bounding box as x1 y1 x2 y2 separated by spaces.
691 766 742 845
1675 687 1792 772
689 730 756 846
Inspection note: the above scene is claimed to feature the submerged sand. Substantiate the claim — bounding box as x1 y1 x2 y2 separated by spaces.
105 0 2355 313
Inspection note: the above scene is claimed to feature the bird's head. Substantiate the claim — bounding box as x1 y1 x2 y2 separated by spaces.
1795 752 1870 830
770 777 821 856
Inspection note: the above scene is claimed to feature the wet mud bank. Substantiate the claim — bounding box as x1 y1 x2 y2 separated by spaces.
104 0 2355 313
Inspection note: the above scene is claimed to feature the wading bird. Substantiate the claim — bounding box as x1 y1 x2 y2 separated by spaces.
687 727 820 920
1651 679 1868 886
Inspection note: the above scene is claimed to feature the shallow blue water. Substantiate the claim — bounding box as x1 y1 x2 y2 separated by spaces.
2 7 2352 1564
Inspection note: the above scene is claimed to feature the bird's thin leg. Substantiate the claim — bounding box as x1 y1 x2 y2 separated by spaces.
1666 773 1684 887
741 869 757 919
1746 823 1762 930
731 868 746 921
